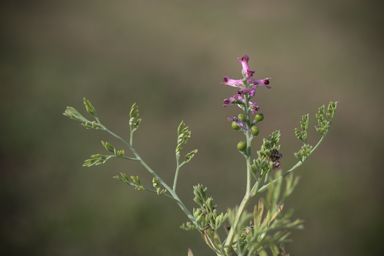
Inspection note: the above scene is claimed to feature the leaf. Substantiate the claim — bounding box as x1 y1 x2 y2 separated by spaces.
254 199 264 233
294 144 313 162
83 154 110 167
295 114 309 143
176 121 192 155
115 149 125 158
83 98 98 119
129 103 141 132
185 149 198 163
180 222 196 231
63 106 88 122
129 103 139 119
101 140 115 153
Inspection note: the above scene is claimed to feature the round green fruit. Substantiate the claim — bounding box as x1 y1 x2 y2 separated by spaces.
231 121 241 130
238 114 246 121
251 126 259 136
254 113 264 122
237 141 247 152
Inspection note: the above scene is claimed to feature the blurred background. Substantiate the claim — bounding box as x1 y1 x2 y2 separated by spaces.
1 0 383 255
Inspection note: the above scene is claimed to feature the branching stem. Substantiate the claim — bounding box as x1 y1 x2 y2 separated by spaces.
100 124 197 227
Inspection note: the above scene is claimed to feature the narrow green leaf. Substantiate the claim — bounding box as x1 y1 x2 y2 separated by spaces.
254 199 264 233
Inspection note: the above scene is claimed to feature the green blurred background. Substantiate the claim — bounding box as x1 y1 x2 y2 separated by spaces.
1 0 383 255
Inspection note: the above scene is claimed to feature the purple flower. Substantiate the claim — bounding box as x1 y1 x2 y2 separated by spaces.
238 86 257 98
270 149 283 162
270 149 283 170
228 116 248 131
249 101 260 113
238 55 255 79
247 78 271 88
223 94 244 107
221 76 244 87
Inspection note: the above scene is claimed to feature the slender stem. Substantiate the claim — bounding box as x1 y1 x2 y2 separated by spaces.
257 134 326 194
244 93 252 194
173 130 181 191
223 192 252 253
121 156 140 161
309 133 326 154
173 156 181 191
224 88 254 254
140 187 179 202
101 125 197 227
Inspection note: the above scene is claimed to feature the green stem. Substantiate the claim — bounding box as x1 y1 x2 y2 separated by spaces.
130 129 133 145
140 187 179 202
121 156 140 161
224 89 254 254
244 93 252 194
223 192 252 254
101 125 197 227
173 155 181 191
257 134 326 194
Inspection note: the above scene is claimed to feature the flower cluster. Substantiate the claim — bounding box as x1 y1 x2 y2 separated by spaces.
222 55 271 138
221 55 271 116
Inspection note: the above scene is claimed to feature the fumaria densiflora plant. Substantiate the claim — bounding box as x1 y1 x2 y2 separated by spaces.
64 55 337 256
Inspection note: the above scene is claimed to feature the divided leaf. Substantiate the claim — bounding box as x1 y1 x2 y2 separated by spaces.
152 178 167 196
180 222 196 231
83 98 98 119
185 149 198 163
101 140 115 153
295 114 309 143
63 106 88 123
129 103 141 132
252 130 282 179
176 121 191 156
191 185 228 231
315 101 337 136
231 171 303 255
113 173 145 190
294 144 313 162
83 154 111 167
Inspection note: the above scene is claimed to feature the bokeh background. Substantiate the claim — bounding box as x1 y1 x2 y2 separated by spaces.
2 0 383 255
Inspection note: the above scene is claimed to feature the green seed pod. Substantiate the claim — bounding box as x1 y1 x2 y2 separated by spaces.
237 141 247 152
254 113 264 122
231 121 241 130
251 126 259 136
238 114 246 121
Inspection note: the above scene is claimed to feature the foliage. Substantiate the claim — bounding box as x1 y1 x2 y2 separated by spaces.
64 55 337 255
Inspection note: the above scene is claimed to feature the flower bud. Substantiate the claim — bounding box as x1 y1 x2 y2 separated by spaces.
231 121 241 130
251 126 259 136
238 114 246 121
237 141 247 152
254 113 264 122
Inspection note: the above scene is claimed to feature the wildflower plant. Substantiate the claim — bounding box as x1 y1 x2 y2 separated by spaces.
64 55 337 256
